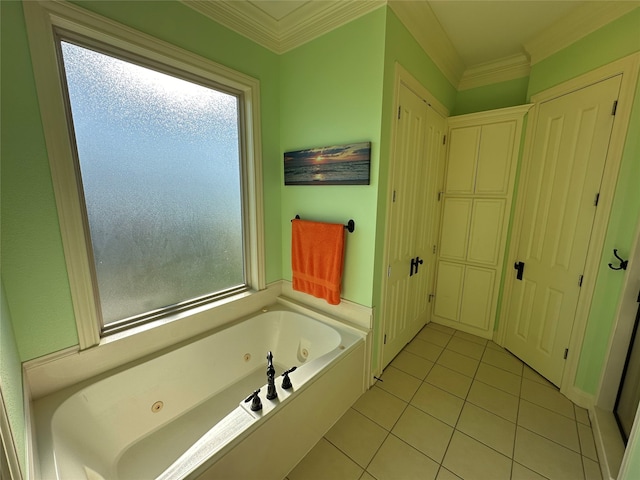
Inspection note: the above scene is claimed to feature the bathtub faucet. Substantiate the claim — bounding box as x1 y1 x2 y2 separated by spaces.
282 366 297 390
266 351 277 400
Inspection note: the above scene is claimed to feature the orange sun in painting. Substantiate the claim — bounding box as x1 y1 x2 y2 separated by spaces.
315 155 324 162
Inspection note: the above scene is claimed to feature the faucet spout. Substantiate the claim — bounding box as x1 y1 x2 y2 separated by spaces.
266 351 277 400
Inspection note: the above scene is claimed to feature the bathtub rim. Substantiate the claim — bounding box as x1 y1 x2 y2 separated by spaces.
24 283 373 401
32 299 369 480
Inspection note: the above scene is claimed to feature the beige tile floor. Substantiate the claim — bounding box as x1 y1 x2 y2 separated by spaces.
285 323 602 480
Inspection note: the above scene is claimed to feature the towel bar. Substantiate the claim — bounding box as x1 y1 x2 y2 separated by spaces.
292 215 355 233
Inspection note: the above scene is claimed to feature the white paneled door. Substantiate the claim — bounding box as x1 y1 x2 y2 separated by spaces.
382 82 445 368
504 75 622 387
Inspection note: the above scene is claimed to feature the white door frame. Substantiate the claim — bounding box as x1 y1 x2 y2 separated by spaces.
496 52 640 406
375 63 449 378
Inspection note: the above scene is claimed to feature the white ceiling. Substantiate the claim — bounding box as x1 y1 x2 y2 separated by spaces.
183 0 639 87
427 1 582 67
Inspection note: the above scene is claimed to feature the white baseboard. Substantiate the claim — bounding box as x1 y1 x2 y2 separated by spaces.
592 407 626 480
565 385 595 410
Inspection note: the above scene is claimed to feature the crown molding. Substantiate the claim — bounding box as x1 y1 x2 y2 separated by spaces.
524 2 640 65
182 1 637 89
278 1 386 53
183 0 281 52
182 0 385 54
458 54 531 91
388 0 464 87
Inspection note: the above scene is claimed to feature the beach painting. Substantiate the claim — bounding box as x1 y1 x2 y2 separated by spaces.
284 142 371 185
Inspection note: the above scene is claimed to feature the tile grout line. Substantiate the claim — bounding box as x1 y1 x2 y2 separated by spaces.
574 402 589 480
518 390 579 421
438 340 491 478
385 341 459 478
510 365 524 479
357 373 415 478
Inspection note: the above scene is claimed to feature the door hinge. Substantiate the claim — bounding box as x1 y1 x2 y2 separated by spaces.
443 135 446 145
428 293 435 303
432 245 437 254
387 265 391 277
398 106 401 119
578 275 584 287
612 100 618 116
437 191 442 201
594 193 600 207
564 348 569 359
392 190 397 203
384 334 387 345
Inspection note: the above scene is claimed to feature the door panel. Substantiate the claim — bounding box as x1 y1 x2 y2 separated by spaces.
413 109 447 328
445 126 479 194
460 266 495 330
439 198 472 261
505 75 622 386
467 199 506 265
513 279 537 339
475 122 516 195
434 261 464 321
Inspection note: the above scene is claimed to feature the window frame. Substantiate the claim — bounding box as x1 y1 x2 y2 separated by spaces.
23 0 265 349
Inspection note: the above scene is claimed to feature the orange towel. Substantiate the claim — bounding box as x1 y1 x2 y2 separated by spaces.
291 219 345 305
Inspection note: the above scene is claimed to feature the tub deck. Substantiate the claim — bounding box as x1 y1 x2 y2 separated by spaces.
118 363 287 479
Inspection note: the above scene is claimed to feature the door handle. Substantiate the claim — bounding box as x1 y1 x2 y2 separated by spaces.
514 261 525 280
410 257 424 276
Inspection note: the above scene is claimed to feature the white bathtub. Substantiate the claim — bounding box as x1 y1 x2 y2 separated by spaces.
33 303 367 480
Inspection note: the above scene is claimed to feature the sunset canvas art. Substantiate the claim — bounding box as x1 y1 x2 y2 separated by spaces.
284 142 371 185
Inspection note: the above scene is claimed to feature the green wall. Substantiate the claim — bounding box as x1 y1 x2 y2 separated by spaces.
524 8 640 396
527 9 640 97
1 0 78 361
279 7 387 307
0 0 282 362
453 76 530 116
0 281 26 476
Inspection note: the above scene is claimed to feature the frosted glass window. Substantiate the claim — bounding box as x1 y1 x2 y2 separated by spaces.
59 41 244 329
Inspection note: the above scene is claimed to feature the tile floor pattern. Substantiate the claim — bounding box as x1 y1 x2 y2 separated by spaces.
285 323 602 480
